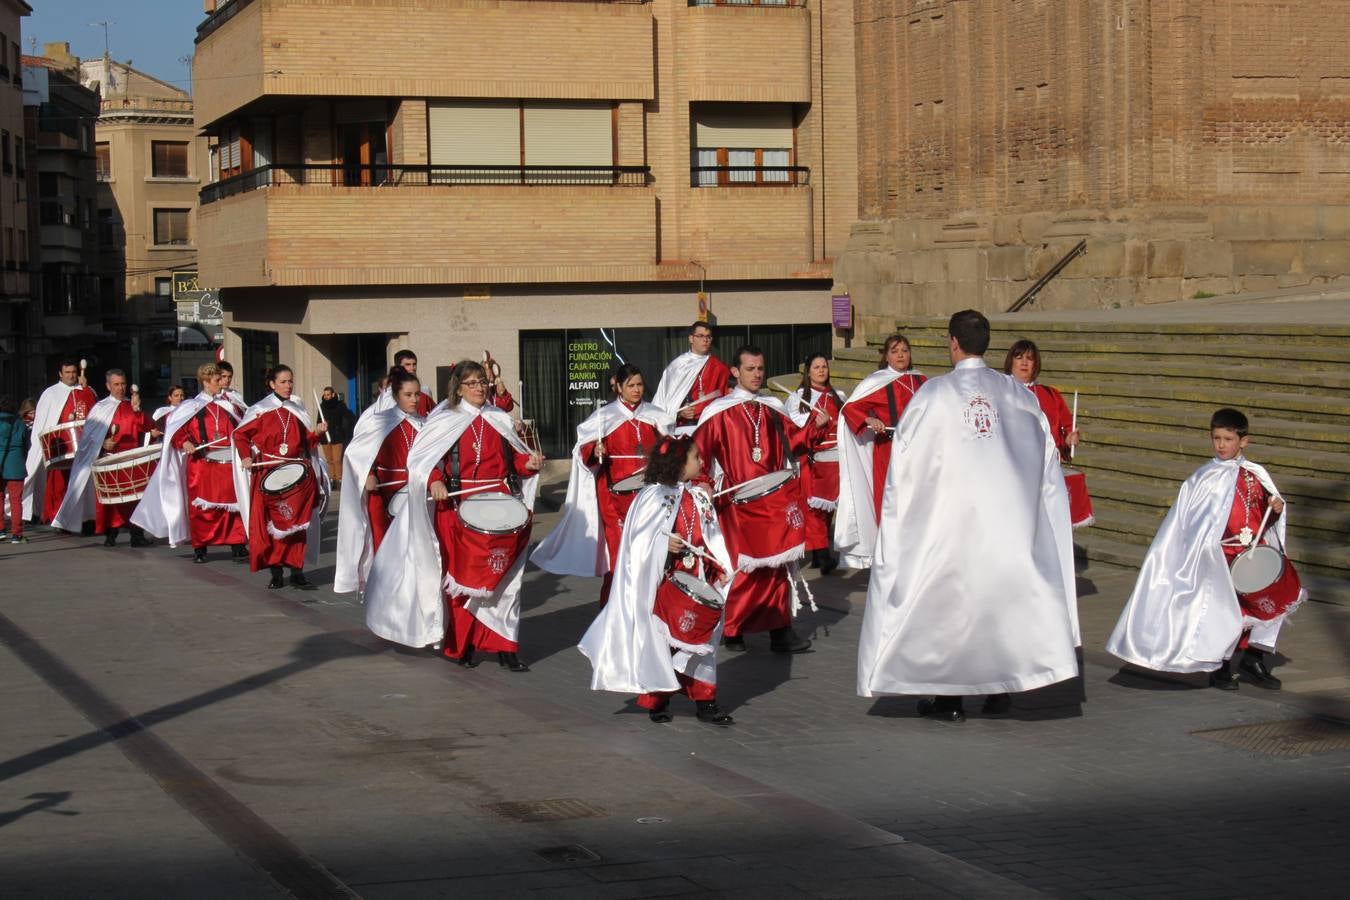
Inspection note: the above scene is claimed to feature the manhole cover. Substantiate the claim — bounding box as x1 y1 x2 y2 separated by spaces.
1193 717 1350 758
481 798 608 823
535 844 601 864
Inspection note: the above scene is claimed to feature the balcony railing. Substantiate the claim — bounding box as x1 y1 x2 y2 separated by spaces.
688 0 803 6
200 163 652 204
690 166 810 187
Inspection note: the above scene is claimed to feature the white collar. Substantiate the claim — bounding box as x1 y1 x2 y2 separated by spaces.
954 357 987 371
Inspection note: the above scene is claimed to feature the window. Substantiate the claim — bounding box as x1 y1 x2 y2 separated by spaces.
17 229 26 265
427 100 614 184
1 130 10 175
154 277 174 313
152 208 190 246
219 122 244 179
98 209 116 246
96 142 111 180
4 227 12 270
692 103 795 186
151 141 190 178
38 172 58 197
428 101 520 183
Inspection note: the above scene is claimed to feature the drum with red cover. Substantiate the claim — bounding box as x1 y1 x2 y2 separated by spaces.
1230 544 1303 622
653 570 724 650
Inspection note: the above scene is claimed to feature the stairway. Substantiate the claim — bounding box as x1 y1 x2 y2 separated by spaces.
824 316 1350 605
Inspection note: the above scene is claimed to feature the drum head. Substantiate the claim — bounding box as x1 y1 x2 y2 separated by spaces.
203 448 234 463
610 472 647 493
1230 545 1284 593
261 462 307 494
733 469 795 504
459 494 530 534
812 447 839 463
670 570 724 608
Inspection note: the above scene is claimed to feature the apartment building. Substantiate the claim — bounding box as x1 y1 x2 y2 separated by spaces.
0 0 31 398
81 56 212 392
194 0 857 453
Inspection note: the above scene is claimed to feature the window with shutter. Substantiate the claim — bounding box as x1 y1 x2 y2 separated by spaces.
153 209 190 246
428 101 521 183
523 103 613 183
691 103 797 186
96 142 111 180
152 141 190 178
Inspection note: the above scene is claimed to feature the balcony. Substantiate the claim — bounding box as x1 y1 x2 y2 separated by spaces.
683 2 812 102
99 95 195 123
197 176 659 289
194 0 655 127
200 163 651 205
690 165 810 187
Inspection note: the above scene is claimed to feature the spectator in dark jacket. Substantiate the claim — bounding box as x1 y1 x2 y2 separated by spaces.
0 395 31 543
318 387 355 485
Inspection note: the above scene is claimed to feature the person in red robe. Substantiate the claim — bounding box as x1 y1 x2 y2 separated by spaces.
233 365 329 589
364 370 424 551
392 351 438 417
1005 339 1093 527
693 346 814 653
428 361 542 670
578 364 665 604
95 369 157 546
654 321 732 431
787 354 844 574
840 334 927 521
35 360 98 524
173 363 247 563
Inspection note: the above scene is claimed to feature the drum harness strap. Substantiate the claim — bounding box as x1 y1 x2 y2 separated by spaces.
444 428 523 501
885 381 899 439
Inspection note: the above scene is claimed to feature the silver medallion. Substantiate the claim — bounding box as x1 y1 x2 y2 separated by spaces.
1238 526 1254 547
683 552 695 568
279 442 289 455
752 447 763 463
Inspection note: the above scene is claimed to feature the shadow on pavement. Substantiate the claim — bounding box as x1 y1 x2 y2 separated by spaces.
0 791 78 829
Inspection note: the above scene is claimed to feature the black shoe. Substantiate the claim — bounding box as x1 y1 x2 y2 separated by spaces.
452 649 478 668
498 651 529 672
917 697 966 724
1210 661 1240 691
982 693 1012 716
193 547 207 564
129 531 152 548
648 706 672 724
820 554 839 576
289 572 317 591
695 701 734 727
267 567 285 590
769 627 812 653
721 635 747 652
103 530 117 547
232 544 248 564
1239 653 1282 690
808 549 822 570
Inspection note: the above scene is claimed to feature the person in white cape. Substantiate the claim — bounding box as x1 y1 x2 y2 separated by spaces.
652 321 732 436
132 362 248 561
856 310 1080 724
364 359 542 671
785 353 845 574
334 369 430 594
21 358 98 523
531 363 671 602
834 335 927 570
578 436 736 726
1106 407 1301 691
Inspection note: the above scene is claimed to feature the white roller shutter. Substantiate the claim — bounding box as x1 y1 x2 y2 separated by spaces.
693 103 793 149
428 101 521 165
523 103 613 166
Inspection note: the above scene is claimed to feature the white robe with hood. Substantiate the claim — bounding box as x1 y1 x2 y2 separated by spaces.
131 392 240 545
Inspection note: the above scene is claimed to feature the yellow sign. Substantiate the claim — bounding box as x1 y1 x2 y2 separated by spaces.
697 291 709 322
464 285 491 301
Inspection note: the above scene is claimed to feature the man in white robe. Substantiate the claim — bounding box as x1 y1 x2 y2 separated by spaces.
856 310 1080 723
652 321 731 436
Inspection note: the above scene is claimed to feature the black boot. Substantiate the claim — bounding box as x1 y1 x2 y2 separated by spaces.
193 547 207 564
981 693 1012 715
917 696 966 724
721 634 747 651
820 552 839 576
267 566 285 589
1209 659 1240 691
129 526 152 548
769 627 812 653
289 569 316 591
498 651 529 672
231 544 248 564
103 528 118 547
808 549 822 570
648 700 672 724
696 700 734 727
1239 650 1282 690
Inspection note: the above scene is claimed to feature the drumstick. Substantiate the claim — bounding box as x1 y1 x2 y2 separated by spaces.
1070 391 1079 460
1253 504 1275 545
190 437 229 454
768 379 797 396
676 393 716 415
668 533 715 562
313 389 331 443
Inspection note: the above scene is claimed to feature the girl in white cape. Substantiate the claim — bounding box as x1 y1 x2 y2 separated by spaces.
578 436 736 726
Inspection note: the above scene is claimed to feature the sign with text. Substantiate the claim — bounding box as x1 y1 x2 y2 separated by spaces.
831 294 852 330
173 271 224 347
567 333 615 409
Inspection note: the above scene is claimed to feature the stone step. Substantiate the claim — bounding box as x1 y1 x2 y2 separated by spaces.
891 316 1350 341
1073 448 1350 505
886 331 1350 365
1081 401 1350 453
1072 427 1350 479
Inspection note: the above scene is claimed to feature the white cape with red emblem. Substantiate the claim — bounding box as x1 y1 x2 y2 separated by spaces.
578 483 733 694
364 401 538 648
51 395 120 532
132 392 239 546
21 381 89 519
1106 456 1296 672
530 399 670 577
857 358 1080 697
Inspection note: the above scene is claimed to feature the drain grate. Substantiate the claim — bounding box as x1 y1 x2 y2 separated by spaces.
1193 717 1350 758
535 844 601 864
481 798 608 823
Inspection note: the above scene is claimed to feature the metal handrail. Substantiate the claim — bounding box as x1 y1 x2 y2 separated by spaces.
690 166 810 187
1007 239 1087 313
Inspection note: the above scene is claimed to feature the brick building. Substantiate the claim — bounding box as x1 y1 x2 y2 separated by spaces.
0 0 31 399
836 0 1350 339
193 0 857 454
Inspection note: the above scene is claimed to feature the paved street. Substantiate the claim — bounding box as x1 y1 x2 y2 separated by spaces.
2 484 1348 899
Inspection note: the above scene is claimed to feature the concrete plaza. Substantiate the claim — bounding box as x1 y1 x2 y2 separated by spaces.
2 486 1347 899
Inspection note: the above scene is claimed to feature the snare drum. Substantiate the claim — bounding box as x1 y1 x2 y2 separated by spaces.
202 447 234 464
1061 466 1095 529
653 570 724 648
1230 545 1303 621
254 460 319 543
458 493 530 535
39 420 84 469
731 469 796 505
609 472 648 495
441 491 533 594
812 447 840 464
91 445 161 505
260 462 310 496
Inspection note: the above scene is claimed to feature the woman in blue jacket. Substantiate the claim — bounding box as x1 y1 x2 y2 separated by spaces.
0 395 30 543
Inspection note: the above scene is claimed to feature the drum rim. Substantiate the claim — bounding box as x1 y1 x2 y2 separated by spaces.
609 472 647 494
39 420 85 437
668 570 724 609
93 445 163 468
731 469 795 505
1231 545 1286 591
260 461 310 493
458 493 529 534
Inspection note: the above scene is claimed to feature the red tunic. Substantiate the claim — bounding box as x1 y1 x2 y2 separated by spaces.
1028 383 1075 462
579 403 662 603
675 355 732 427
365 418 417 551
798 388 843 552
232 405 322 570
841 372 926 521
693 397 809 636
1223 467 1281 628
428 418 536 659
171 399 246 548
42 385 98 523
94 399 152 532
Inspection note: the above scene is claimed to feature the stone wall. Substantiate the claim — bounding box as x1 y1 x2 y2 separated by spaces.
839 0 1350 337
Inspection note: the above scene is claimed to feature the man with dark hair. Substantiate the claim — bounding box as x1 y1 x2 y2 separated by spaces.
692 345 814 653
359 351 436 422
23 358 99 524
653 321 731 434
217 360 248 416
857 310 1079 723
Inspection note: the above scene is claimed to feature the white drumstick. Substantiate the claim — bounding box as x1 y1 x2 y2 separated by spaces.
668 533 714 562
1070 391 1079 460
1254 504 1275 545
190 437 229 454
606 454 646 460
313 389 331 443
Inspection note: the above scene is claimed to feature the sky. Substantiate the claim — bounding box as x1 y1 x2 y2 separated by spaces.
23 0 204 91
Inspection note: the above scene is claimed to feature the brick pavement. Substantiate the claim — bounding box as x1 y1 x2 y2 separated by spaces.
1 487 1347 898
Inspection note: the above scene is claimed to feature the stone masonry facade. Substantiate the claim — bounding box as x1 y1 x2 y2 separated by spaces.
836 0 1350 338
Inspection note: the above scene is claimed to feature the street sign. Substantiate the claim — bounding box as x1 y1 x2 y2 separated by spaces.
173 271 225 347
